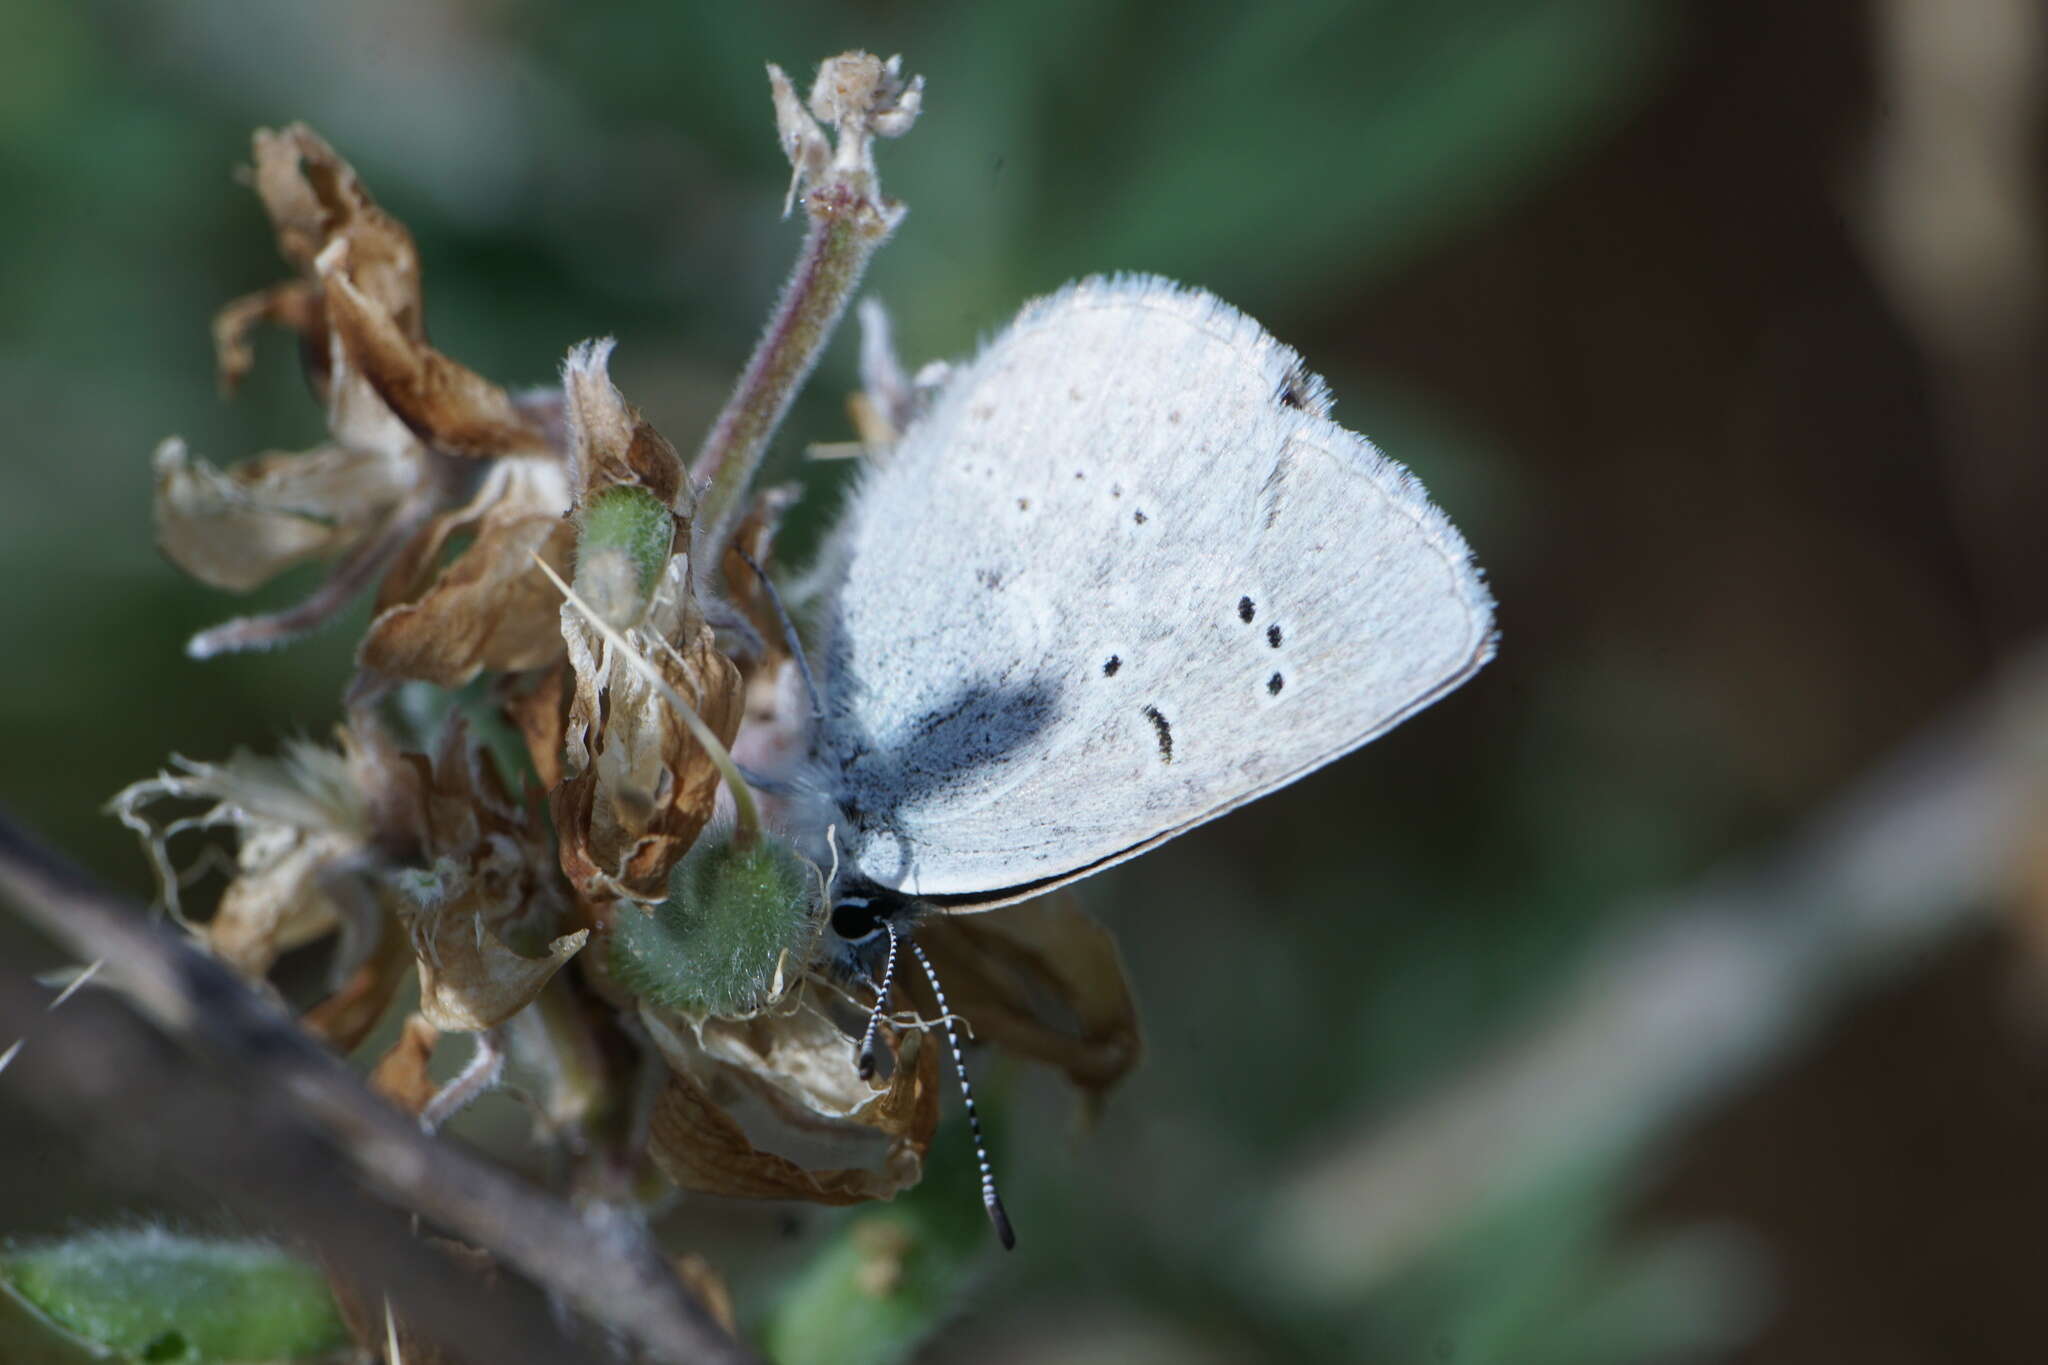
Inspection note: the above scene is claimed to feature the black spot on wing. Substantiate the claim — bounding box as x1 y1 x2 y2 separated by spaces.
1238 596 1255 623
1142 705 1173 763
1102 655 1121 677
1267 673 1284 695
1267 624 1282 648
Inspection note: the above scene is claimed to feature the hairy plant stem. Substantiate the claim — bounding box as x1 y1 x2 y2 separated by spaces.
691 181 900 570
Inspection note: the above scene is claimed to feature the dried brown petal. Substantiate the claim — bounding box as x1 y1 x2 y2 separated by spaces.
302 913 413 1052
108 734 376 964
672 1255 738 1338
357 450 574 687
204 830 359 977
212 279 325 397
410 708 522 849
244 127 438 494
502 663 571 793
248 127 329 273
915 892 1143 1101
252 124 420 329
152 437 418 593
320 247 554 459
362 511 576 687
644 990 939 1204
688 989 886 1119
414 911 587 1033
368 1012 441 1116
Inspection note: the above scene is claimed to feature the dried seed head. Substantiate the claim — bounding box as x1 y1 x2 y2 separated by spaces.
389 715 585 1033
766 50 923 217
550 409 746 903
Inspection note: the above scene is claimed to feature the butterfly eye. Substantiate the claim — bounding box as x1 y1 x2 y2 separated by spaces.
830 895 886 942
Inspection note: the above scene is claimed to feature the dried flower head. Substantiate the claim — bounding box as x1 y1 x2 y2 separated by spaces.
109 731 382 978
642 984 941 1205
550 345 744 905
392 715 586 1032
159 124 576 683
768 52 923 216
112 715 585 1042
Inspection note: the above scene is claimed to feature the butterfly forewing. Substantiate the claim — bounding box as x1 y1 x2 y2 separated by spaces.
818 276 1494 905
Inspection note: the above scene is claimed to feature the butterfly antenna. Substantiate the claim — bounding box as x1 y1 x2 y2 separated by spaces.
854 926 900 1081
907 938 1015 1250
732 545 824 722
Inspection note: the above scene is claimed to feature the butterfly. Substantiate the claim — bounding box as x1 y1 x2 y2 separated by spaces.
808 274 1493 918
772 275 1494 1246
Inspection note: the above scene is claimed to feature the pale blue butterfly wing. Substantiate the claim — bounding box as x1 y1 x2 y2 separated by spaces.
815 275 1495 906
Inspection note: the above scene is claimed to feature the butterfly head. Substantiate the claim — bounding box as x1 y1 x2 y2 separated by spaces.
825 873 921 979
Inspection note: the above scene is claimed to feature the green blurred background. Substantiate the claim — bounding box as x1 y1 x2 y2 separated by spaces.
4 1 2046 1361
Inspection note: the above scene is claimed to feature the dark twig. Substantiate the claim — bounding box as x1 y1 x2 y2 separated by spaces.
0 811 758 1365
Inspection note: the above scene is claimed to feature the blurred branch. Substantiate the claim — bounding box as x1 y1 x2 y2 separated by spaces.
1261 646 2048 1295
0 813 758 1365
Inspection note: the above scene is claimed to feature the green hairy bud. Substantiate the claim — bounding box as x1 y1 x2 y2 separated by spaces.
575 484 675 627
609 829 821 1016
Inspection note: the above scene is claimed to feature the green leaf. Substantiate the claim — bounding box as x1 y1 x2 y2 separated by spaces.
1 1230 348 1364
